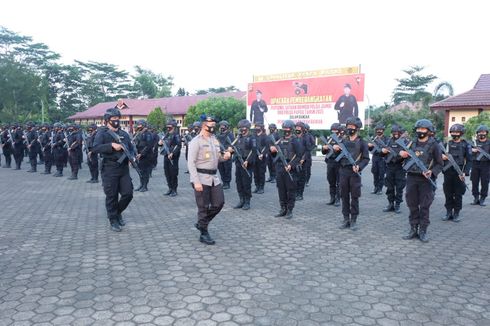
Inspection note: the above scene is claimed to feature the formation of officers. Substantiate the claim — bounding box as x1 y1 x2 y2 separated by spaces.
1 111 489 244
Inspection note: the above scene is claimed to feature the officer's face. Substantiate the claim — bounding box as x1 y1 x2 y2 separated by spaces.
166 125 173 132
331 129 339 134
344 87 351 96
478 132 487 140
256 93 262 101
240 128 248 135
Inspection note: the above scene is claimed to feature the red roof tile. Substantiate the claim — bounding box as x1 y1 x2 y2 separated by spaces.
69 91 246 120
431 74 490 109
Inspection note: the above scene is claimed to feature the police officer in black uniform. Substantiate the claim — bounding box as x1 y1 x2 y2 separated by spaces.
368 123 388 194
295 121 315 200
400 119 444 242
334 117 370 231
40 124 54 175
52 123 67 177
85 124 99 183
133 120 153 192
304 123 315 186
441 124 472 221
253 122 268 194
159 119 181 197
12 124 25 170
66 124 82 180
381 124 407 214
266 123 280 183
25 122 40 173
217 120 234 189
1 124 13 168
230 119 256 210
322 123 342 206
470 124 490 206
270 120 304 219
93 108 134 232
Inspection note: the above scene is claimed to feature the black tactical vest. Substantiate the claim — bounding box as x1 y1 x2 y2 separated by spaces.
339 137 362 167
236 134 254 158
407 138 435 173
474 139 490 162
447 140 467 166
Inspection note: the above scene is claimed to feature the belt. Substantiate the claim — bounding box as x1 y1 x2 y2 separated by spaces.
197 168 217 175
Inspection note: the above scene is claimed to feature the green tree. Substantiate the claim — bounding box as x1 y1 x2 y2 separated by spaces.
146 107 167 131
194 86 240 95
184 97 246 127
463 112 490 141
392 66 438 105
176 87 188 96
75 60 132 106
131 66 173 99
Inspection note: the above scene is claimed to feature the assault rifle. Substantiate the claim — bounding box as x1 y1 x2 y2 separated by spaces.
330 133 362 177
106 129 142 178
230 136 252 178
396 138 437 189
439 143 469 191
269 134 293 181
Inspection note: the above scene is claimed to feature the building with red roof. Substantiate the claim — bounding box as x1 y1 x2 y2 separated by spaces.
431 74 490 136
68 91 246 132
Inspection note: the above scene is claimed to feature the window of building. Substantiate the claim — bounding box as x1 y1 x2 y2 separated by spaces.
461 117 466 122
451 117 455 122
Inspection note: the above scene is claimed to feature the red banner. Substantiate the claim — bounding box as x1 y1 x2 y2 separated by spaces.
247 73 365 129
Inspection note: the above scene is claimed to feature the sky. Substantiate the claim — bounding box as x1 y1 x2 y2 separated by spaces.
1 0 489 106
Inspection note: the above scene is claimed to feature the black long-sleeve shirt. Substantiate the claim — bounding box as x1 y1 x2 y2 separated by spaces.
334 95 358 124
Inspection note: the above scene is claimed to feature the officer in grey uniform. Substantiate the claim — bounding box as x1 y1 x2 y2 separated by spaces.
188 115 232 245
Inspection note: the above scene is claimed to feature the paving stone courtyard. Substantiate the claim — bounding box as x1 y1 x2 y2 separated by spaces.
0 156 489 325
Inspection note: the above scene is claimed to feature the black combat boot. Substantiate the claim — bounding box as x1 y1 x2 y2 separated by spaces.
199 229 216 245
242 198 250 210
394 202 401 214
376 186 383 195
334 194 341 207
233 196 245 209
285 208 293 219
418 227 429 243
164 189 172 196
471 197 480 205
139 182 148 192
350 216 359 231
169 189 177 197
339 216 350 229
383 202 394 212
296 193 303 201
110 219 122 232
480 197 486 206
370 187 378 194
53 170 62 177
452 210 462 222
116 214 126 227
222 182 230 190
403 225 418 240
327 195 335 205
67 172 78 180
256 186 264 194
269 176 276 183
253 186 259 193
274 206 287 217
442 209 452 221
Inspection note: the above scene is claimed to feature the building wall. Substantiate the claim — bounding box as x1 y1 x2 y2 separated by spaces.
444 107 490 136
